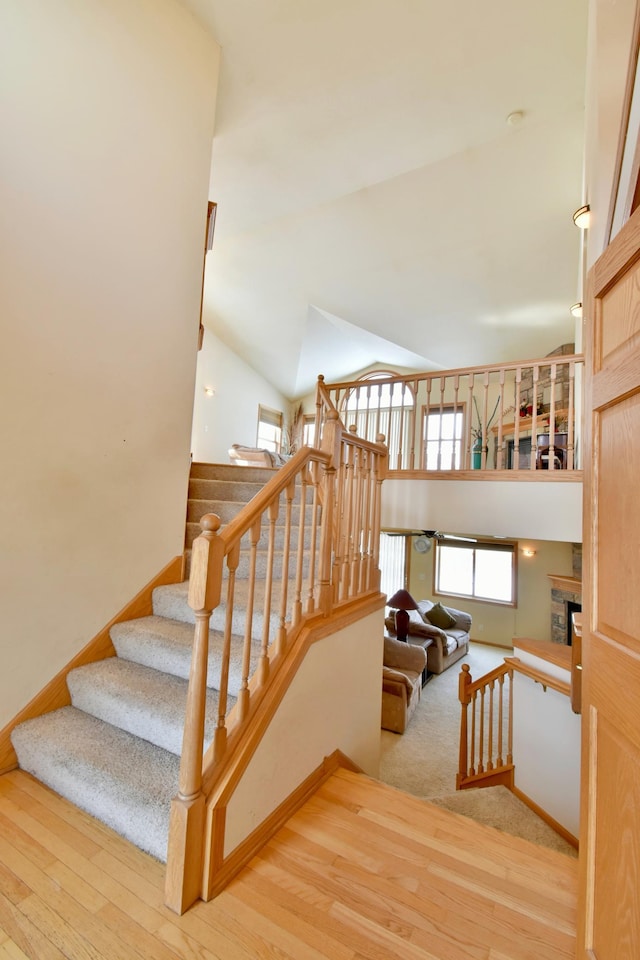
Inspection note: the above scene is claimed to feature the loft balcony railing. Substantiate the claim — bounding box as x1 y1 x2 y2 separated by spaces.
315 354 584 477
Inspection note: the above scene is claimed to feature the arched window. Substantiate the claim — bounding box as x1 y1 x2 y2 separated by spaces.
342 372 415 468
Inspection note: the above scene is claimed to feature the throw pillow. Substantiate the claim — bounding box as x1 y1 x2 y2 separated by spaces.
424 602 457 630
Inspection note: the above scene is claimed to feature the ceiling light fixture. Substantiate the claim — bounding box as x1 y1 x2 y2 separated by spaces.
570 302 583 318
573 204 591 229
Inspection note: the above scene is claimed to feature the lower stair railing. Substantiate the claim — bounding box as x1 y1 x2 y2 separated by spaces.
165 409 387 913
457 661 514 790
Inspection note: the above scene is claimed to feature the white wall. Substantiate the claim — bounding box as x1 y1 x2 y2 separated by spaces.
382 478 582 543
224 610 383 856
191 328 289 463
512 645 581 837
0 0 219 727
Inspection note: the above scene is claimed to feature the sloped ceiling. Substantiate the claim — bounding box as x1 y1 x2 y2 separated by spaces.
179 0 588 398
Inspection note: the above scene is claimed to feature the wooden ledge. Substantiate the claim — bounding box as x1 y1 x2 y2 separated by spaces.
547 575 582 593
512 637 571 671
505 656 571 698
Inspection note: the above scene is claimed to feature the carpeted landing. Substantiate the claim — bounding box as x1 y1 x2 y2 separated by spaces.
378 640 578 858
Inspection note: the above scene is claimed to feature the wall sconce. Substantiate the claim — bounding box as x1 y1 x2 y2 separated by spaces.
570 302 583 318
521 547 537 558
204 386 215 397
573 204 591 229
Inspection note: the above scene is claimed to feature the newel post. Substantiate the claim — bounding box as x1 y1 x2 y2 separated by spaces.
457 663 472 789
165 514 224 915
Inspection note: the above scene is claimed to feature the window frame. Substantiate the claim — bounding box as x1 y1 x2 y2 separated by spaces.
257 404 283 453
421 402 467 471
433 538 518 607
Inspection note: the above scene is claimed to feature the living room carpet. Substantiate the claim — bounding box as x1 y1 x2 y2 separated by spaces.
378 641 578 858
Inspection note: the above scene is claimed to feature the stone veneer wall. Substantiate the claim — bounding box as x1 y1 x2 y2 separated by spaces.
519 343 575 421
551 543 583 644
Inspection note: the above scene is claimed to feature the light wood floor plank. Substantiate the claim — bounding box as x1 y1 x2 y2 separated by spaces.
0 768 577 960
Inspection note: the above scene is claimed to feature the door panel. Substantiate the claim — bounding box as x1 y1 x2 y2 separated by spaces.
579 204 640 959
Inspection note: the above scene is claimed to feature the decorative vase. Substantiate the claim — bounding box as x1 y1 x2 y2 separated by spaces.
472 437 483 469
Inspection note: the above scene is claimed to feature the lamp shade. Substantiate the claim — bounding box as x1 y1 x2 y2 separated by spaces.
387 589 419 610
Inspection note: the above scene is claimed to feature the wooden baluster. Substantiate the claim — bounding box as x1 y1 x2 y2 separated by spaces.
496 369 505 469
314 376 324 446
507 668 514 765
567 360 576 469
305 461 321 614
452 375 460 470
409 379 417 470
360 450 373 593
369 436 387 591
166 513 224 914
397 382 406 469
259 499 279 684
514 367 522 469
487 679 495 771
351 447 365 594
497 672 504 767
214 542 240 762
478 686 486 773
548 361 557 470
424 377 433 468
237 519 261 722
319 411 341 615
276 477 296 653
481 372 489 470
466 373 475 469
341 438 356 600
470 690 477 776
292 469 307 626
438 377 445 470
332 450 346 603
364 383 372 441
457 664 472 786
530 364 539 470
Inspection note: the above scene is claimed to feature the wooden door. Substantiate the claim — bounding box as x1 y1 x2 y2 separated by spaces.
578 206 640 956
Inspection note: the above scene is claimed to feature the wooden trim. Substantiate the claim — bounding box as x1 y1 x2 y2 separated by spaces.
512 637 572 671
206 750 361 900
504 656 571 698
594 203 640 294
604 3 640 247
511 784 579 850
547 575 582 594
457 765 515 790
0 555 184 775
386 469 583 482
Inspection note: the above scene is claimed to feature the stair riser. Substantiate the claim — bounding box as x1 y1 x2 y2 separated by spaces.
152 584 282 640
189 478 306 505
186 502 316 541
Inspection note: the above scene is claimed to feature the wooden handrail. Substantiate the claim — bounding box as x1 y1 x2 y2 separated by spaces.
504 656 571 698
165 412 388 913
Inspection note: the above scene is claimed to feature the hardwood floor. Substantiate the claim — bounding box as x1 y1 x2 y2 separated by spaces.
0 767 577 959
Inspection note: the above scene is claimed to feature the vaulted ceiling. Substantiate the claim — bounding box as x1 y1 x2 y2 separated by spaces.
179 0 588 398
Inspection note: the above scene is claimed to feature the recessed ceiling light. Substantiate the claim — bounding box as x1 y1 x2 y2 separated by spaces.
506 111 524 126
570 302 583 318
573 204 591 229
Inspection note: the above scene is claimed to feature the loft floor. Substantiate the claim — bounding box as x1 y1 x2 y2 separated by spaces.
0 767 576 959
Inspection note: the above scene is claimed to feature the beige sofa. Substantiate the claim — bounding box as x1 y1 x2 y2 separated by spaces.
385 599 471 675
381 635 427 734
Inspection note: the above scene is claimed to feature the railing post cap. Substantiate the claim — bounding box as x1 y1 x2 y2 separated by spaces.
461 663 471 674
317 374 325 382
348 423 358 433
200 513 221 534
326 409 339 421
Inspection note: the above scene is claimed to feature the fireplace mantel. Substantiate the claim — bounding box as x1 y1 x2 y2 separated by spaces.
548 575 582 595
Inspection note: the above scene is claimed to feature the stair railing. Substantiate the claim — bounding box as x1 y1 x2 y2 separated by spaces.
457 661 515 790
319 353 583 474
166 408 387 913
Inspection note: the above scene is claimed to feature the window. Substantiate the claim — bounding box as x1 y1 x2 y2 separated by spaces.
422 405 464 470
302 415 316 447
257 405 283 452
435 540 516 604
379 532 407 599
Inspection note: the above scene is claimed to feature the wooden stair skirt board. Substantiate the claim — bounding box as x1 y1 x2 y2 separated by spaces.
457 764 515 791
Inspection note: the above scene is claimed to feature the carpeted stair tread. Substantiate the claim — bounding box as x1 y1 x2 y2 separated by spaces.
111 615 260 695
190 462 277 483
152 580 286 638
66 658 223 756
11 706 178 862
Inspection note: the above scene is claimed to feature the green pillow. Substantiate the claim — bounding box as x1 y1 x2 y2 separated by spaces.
425 602 457 630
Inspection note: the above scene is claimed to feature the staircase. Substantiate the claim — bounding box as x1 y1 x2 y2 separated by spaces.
10 462 280 862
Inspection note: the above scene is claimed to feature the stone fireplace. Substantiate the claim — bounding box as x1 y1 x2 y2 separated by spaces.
548 544 582 645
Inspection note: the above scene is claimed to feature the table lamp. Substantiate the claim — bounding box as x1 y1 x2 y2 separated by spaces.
387 588 419 642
